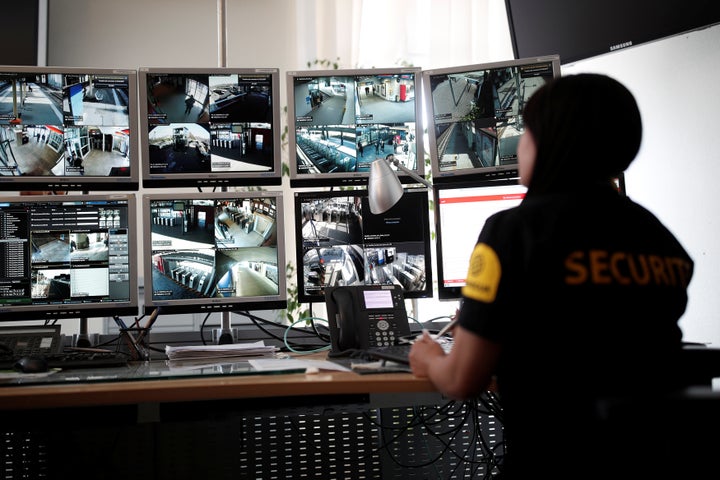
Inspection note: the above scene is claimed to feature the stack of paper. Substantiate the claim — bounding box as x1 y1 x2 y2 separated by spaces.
248 358 351 373
165 340 279 361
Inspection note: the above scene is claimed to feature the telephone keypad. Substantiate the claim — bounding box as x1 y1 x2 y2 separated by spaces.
369 313 398 347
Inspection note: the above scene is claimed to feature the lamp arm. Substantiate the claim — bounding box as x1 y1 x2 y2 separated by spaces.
388 157 432 188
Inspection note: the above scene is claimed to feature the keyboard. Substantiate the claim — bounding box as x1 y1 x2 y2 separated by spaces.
365 344 413 364
366 338 454 365
0 350 130 371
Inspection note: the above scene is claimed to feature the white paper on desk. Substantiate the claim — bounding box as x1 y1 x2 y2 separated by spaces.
0 370 59 383
249 358 352 373
165 340 278 360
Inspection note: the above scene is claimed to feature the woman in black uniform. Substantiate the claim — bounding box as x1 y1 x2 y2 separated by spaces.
409 74 694 479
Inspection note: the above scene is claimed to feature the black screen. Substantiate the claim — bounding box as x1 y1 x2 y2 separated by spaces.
0 1 41 66
505 0 720 64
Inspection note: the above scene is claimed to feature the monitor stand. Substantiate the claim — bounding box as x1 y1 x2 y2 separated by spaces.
216 311 235 344
74 317 92 348
74 191 94 348
215 184 235 345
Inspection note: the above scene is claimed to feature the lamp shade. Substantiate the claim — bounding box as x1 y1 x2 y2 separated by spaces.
368 158 404 214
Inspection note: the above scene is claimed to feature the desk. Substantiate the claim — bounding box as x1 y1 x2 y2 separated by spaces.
0 354 504 480
0 359 437 411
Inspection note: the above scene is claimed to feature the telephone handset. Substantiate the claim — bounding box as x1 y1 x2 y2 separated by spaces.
325 284 411 355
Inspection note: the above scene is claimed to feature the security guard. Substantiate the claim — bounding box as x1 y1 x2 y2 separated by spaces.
409 74 694 479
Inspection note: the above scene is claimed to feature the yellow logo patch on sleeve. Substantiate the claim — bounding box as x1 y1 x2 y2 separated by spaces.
461 243 501 303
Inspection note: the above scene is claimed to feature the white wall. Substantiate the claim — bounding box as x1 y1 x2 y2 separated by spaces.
46 1 720 345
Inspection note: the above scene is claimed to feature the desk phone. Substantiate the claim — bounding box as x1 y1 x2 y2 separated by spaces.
0 325 63 356
325 284 411 354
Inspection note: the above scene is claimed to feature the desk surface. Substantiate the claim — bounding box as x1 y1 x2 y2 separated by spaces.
0 353 435 411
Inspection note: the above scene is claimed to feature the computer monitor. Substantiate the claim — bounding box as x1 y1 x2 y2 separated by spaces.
423 55 561 185
434 180 527 300
142 191 287 315
294 188 432 304
0 193 138 321
139 67 282 189
286 67 425 188
0 66 139 191
1 1 46 66
505 0 720 65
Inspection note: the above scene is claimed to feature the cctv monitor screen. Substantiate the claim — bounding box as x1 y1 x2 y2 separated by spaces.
0 194 138 321
434 180 526 300
294 188 432 303
423 55 560 184
142 191 286 314
139 68 282 189
0 66 139 191
287 67 425 188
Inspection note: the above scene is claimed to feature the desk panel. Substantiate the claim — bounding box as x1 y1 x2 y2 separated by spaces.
0 357 503 480
0 364 435 411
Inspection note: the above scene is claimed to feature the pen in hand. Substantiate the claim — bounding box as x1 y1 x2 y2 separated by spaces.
401 316 459 345
434 317 459 338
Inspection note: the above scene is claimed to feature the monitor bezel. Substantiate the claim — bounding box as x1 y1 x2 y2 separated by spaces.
433 178 526 300
422 55 561 185
138 67 283 189
286 67 425 188
0 193 139 321
141 190 287 315
0 65 139 191
293 187 433 304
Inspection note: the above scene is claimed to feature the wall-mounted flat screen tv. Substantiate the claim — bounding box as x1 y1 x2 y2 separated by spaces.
505 0 720 65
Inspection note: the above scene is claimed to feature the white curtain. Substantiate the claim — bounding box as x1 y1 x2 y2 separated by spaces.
294 0 514 70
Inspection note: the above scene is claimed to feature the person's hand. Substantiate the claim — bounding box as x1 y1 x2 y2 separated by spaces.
440 309 460 337
409 330 446 378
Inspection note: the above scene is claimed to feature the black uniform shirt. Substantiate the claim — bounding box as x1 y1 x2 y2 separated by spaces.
457 184 694 477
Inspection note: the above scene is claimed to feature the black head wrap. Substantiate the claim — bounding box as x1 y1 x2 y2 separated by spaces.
522 73 642 195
